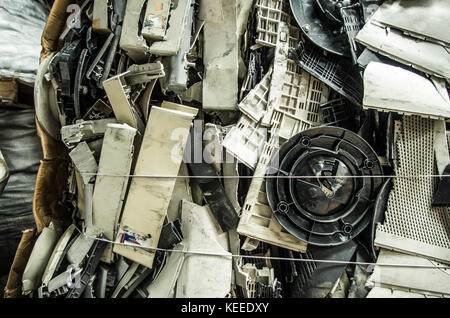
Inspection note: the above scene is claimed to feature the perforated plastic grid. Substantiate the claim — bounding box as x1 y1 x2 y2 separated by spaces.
255 0 291 47
377 116 450 250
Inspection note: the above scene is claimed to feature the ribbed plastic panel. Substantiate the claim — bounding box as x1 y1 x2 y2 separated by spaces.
376 116 450 259
237 136 308 252
255 0 291 47
278 59 329 124
222 114 267 169
296 42 363 106
238 68 272 122
288 25 301 50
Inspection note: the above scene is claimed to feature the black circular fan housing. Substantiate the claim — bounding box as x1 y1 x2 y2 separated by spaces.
266 127 383 246
289 0 354 57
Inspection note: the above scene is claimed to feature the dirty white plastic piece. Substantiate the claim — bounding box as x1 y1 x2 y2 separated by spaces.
124 62 166 85
237 137 308 252
141 0 171 41
275 111 313 142
202 0 239 110
241 237 261 251
199 0 223 21
46 270 72 296
371 0 450 46
355 20 450 80
180 81 202 103
86 124 138 263
367 249 450 296
41 225 77 286
103 74 145 134
175 200 232 298
166 163 192 222
237 0 254 42
69 141 97 229
120 0 150 63
149 0 193 56
238 68 272 122
223 157 241 214
147 243 187 298
22 223 62 295
166 2 195 94
66 233 95 267
35 52 61 141
255 0 291 48
69 142 98 185
92 0 111 34
113 105 197 268
222 114 268 169
61 118 117 148
277 60 328 124
262 22 290 126
375 116 450 264
363 62 450 119
160 100 199 116
235 261 276 298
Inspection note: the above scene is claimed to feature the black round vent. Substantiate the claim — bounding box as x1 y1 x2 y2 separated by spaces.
266 127 383 246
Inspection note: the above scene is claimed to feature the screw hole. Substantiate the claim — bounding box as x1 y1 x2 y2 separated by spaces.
300 136 311 147
342 224 353 235
364 159 374 169
277 202 289 214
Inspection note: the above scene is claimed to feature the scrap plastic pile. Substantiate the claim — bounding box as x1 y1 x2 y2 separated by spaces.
12 0 450 298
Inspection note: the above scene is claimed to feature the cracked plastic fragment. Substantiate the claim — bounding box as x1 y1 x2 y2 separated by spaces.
141 0 171 41
61 118 118 148
149 0 193 56
120 0 150 63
